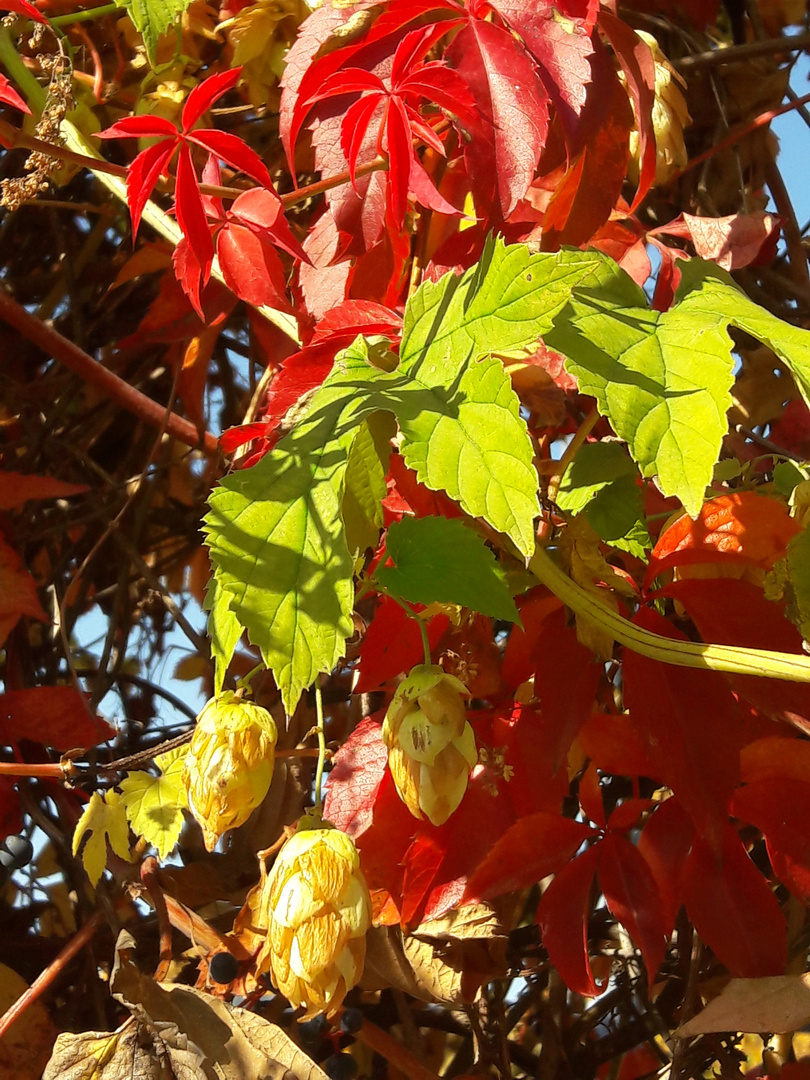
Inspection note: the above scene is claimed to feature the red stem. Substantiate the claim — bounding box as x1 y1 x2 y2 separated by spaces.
0 762 64 778
0 910 104 1040
0 291 219 456
674 91 810 179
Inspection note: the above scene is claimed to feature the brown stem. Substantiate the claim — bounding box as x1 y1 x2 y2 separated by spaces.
355 1017 444 1080
0 761 65 778
674 29 810 70
0 910 104 1041
140 857 173 981
0 291 219 456
765 158 810 290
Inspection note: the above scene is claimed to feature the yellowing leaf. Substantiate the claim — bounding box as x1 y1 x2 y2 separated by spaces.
72 791 131 887
120 748 188 860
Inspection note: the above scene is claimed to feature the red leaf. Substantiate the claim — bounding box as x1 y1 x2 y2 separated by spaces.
174 144 214 310
401 833 445 926
661 577 810 731
598 833 668 986
354 596 450 693
312 300 401 343
0 687 112 750
534 606 603 770
537 844 601 997
623 607 741 856
172 237 206 321
0 74 29 113
0 536 47 650
645 492 801 587
598 10 656 210
493 0 596 138
637 798 694 935
578 711 657 779
97 115 177 139
125 140 176 241
589 220 651 286
188 128 274 190
0 471 87 510
217 223 289 309
1 0 48 25
447 19 548 219
541 40 632 248
683 825 787 977
732 778 810 901
464 812 594 902
385 96 414 230
181 66 242 131
741 735 810 785
501 588 563 689
676 211 781 270
0 778 22 842
323 715 389 838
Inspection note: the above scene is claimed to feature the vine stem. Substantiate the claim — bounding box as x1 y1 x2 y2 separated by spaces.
0 762 65 778
313 682 327 811
546 406 599 506
530 546 810 682
0 909 104 1040
0 290 220 456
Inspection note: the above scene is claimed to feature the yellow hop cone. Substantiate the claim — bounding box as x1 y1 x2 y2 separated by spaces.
251 819 371 1017
182 692 277 851
623 30 691 186
382 665 477 826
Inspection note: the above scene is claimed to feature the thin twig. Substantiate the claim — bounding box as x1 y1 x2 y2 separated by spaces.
674 29 810 70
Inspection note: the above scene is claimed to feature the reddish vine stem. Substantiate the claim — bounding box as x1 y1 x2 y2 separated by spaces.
672 91 810 180
0 909 104 1040
0 762 65 777
140 857 174 981
0 291 219 456
356 1017 443 1080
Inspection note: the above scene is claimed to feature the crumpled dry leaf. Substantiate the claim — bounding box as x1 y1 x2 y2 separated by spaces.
42 929 330 1080
363 903 510 1005
560 517 635 660
679 974 810 1036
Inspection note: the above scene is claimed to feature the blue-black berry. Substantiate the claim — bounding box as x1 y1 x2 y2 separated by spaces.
0 835 33 872
340 1008 363 1035
298 1014 328 1049
208 951 239 984
322 1052 358 1080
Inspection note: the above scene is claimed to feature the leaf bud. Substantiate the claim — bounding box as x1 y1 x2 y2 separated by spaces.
182 691 277 851
248 818 372 1017
382 664 477 826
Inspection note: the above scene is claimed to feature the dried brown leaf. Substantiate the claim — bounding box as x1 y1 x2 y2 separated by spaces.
679 974 810 1036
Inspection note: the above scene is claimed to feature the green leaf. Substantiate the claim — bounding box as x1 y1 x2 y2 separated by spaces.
116 0 194 64
204 572 242 695
546 267 736 517
785 527 810 640
72 791 130 886
397 355 540 556
376 516 520 622
119 747 188 861
343 414 393 558
399 238 617 380
557 442 651 557
204 340 392 714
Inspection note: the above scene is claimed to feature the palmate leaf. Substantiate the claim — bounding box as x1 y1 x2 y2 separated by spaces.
115 0 194 63
72 791 131 886
546 259 810 516
119 747 189 861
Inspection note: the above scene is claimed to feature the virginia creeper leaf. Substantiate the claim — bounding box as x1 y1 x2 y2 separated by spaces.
204 572 242 695
537 844 600 997
0 686 112 750
376 516 519 621
343 415 392 557
783 526 810 641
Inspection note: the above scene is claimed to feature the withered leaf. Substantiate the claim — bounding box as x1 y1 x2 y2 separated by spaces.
42 1023 202 1080
679 974 810 1036
105 930 330 1080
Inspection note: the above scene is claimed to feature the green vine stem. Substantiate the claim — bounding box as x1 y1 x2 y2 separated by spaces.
530 545 810 682
313 681 327 811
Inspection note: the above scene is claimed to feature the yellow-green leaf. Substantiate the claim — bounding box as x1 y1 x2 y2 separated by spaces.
120 748 188 860
72 790 131 886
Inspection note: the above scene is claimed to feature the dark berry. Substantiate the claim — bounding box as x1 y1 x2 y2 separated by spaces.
322 1053 358 1080
208 950 239 984
279 1006 297 1027
0 835 33 872
298 1014 328 1048
339 1008 363 1035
